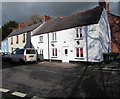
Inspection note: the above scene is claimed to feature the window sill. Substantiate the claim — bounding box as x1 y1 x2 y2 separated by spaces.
38 42 43 43
51 41 57 43
51 57 57 58
75 57 84 60
74 38 83 40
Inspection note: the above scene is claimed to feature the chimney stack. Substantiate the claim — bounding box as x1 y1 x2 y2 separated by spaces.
106 0 109 13
18 23 25 28
43 15 52 22
99 0 109 13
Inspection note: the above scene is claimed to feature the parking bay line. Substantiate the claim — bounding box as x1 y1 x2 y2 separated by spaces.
11 91 27 97
0 88 10 93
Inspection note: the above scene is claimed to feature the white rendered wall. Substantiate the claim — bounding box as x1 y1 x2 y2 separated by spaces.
31 10 110 62
31 33 49 59
98 9 111 55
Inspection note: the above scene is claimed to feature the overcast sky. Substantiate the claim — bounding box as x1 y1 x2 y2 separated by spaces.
1 1 120 26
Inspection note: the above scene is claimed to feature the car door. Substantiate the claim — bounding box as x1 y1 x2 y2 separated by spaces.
11 50 18 62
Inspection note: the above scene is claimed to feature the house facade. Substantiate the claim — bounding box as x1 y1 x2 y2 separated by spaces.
8 23 42 53
31 6 111 62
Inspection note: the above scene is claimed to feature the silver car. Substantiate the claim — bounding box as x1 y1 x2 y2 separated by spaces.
9 48 37 63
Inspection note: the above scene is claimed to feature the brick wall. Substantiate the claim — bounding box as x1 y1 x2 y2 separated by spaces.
108 13 120 53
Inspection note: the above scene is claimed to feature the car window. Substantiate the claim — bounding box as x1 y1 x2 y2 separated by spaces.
13 50 16 55
26 50 36 54
16 49 24 54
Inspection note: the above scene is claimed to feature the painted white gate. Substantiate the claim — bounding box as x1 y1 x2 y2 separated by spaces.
62 47 69 62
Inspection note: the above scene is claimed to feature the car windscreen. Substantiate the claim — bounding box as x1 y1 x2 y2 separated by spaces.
16 49 25 54
26 50 36 54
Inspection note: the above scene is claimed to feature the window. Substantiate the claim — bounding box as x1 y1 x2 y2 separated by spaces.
52 49 57 57
11 37 13 44
76 27 83 38
52 33 57 41
16 36 18 44
16 49 25 54
23 34 25 43
39 36 43 43
76 48 83 58
40 49 43 55
26 50 36 54
65 49 68 55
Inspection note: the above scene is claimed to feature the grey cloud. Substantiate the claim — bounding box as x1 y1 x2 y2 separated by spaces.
2 2 119 25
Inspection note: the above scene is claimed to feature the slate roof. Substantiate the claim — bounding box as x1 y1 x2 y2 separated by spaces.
33 6 103 36
8 22 42 37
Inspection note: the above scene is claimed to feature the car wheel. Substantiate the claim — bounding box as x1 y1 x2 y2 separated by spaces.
19 59 24 64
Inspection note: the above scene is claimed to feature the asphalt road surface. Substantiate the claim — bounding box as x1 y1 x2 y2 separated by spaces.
1 60 120 98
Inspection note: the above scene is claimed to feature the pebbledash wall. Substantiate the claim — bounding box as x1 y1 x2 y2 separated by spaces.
31 9 111 62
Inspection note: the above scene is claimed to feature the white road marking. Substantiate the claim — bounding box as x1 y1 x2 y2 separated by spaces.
0 88 10 93
11 91 27 97
31 96 45 99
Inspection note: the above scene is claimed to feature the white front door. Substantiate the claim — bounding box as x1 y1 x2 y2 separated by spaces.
62 47 69 62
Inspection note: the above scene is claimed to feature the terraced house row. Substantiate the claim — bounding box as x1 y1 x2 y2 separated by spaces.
1 1 120 62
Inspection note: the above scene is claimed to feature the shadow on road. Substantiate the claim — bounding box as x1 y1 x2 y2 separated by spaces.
2 60 38 69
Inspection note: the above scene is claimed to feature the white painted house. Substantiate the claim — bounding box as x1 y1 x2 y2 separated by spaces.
8 23 42 53
31 6 111 62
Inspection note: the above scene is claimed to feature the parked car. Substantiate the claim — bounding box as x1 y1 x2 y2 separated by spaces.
9 48 37 63
2 52 11 61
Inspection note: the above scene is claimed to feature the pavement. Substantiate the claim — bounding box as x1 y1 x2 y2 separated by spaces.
1 60 120 98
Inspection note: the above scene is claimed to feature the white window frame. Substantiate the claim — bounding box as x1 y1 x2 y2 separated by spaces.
39 36 43 43
52 32 57 41
52 48 57 57
75 47 83 58
76 27 83 39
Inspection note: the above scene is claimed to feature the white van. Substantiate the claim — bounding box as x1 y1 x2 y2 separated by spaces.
9 48 37 63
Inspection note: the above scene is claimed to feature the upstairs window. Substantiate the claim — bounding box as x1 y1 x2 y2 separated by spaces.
52 48 57 57
76 27 83 38
16 36 18 44
11 37 13 44
39 36 43 43
52 33 57 41
76 48 83 58
23 34 25 43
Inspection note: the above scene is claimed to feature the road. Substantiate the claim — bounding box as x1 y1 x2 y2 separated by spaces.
1 60 120 98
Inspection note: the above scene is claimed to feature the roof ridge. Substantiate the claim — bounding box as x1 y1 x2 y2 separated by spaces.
45 6 102 23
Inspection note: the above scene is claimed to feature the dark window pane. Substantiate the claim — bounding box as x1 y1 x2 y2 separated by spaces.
26 50 36 54
65 49 68 54
76 48 79 57
52 49 54 56
81 54 83 57
80 33 82 37
55 49 57 56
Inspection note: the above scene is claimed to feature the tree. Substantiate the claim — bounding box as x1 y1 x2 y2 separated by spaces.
24 14 43 26
2 21 18 40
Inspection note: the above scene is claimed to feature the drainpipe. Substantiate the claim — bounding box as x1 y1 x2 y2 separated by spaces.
85 26 88 62
48 33 51 62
